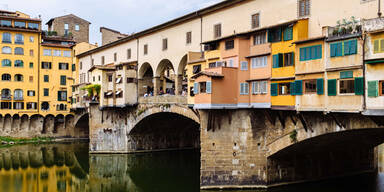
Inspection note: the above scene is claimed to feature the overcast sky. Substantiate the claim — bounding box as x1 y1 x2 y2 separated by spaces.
0 0 223 45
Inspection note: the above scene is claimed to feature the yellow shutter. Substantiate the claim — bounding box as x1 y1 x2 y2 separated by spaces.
374 40 379 53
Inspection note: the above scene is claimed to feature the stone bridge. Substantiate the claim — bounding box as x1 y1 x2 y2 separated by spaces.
84 96 384 189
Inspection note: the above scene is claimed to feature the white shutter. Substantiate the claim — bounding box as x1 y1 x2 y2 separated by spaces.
206 81 212 93
245 83 249 94
194 83 199 94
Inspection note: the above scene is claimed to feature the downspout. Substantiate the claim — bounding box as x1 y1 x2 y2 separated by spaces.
136 37 139 104
37 31 41 113
362 32 367 112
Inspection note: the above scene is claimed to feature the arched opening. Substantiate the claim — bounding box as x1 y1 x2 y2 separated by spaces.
138 63 154 97
129 112 200 151
176 54 188 95
155 59 175 95
54 114 65 134
74 113 89 138
42 115 54 134
20 114 29 132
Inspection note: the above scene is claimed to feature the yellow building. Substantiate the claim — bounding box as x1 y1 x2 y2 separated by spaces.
0 10 41 116
270 19 308 110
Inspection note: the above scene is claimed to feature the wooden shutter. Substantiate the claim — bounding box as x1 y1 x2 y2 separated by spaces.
278 53 284 67
273 54 279 68
340 71 353 79
355 77 364 95
317 78 324 95
283 27 293 41
271 83 278 96
330 44 337 57
344 40 350 55
291 52 295 66
58 91 61 101
350 39 357 54
300 48 305 61
380 39 384 53
290 82 296 95
267 29 272 42
368 80 379 97
206 81 212 94
194 83 199 94
328 79 337 96
295 80 303 95
374 40 380 53
317 45 322 59
336 42 343 56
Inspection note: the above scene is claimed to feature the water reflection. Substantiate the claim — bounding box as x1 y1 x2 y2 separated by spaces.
0 143 383 192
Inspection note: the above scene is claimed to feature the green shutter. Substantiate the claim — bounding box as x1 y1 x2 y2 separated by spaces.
330 43 337 57
206 81 212 94
277 27 282 42
295 80 303 95
290 82 296 95
344 40 350 55
350 39 357 55
291 52 295 66
374 40 380 53
267 30 272 42
300 48 305 61
58 91 61 101
355 77 364 95
278 53 284 67
340 71 353 79
60 76 66 85
380 39 384 52
317 78 324 95
368 81 379 97
317 45 322 59
328 79 337 96
336 42 343 56
271 83 278 96
273 54 279 68
283 26 293 41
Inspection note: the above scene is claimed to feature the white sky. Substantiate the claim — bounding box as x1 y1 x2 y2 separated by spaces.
1 0 223 44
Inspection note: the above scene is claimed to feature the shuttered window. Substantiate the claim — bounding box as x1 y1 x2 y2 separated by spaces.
240 83 249 95
354 77 364 95
340 71 353 79
60 75 66 86
368 81 379 97
284 52 294 66
251 13 260 29
373 39 384 54
317 78 324 95
331 40 357 57
328 79 337 96
206 81 212 94
273 54 279 68
344 39 357 55
300 45 322 61
271 83 278 96
193 83 199 95
240 61 248 71
295 80 303 95
214 24 221 38
268 27 282 43
283 26 293 41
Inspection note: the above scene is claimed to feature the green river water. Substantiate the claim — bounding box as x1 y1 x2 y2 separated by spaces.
0 142 382 192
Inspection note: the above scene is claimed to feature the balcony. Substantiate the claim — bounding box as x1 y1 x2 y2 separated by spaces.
14 96 24 101
1 95 11 100
327 17 362 41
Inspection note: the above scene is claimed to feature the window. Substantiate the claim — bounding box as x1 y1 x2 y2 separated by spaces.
144 44 148 55
227 59 234 67
0 102 11 109
344 39 358 55
14 89 23 100
186 31 192 44
373 39 384 53
299 0 310 17
14 74 23 82
41 62 52 69
304 80 317 93
75 24 80 31
300 45 322 61
252 81 267 94
30 36 34 42
1 89 11 99
268 27 282 42
1 74 10 81
101 56 105 65
14 21 25 28
126 78 135 83
28 23 39 29
43 49 51 56
63 51 71 57
30 49 34 56
2 59 11 67
331 40 357 57
240 83 249 95
251 13 260 28
58 91 67 101
14 60 23 67
127 49 131 59
14 47 24 55
193 65 201 74
53 50 61 56
199 82 207 93
64 23 69 30
29 62 33 68
44 75 49 82
14 102 24 110
284 52 294 66
339 79 355 94
114 53 117 61
27 91 35 96
80 62 83 70
72 64 76 71
108 74 113 82
240 61 248 71
0 20 11 27
41 102 49 111
381 81 384 96
2 33 11 43
116 90 123 98
43 88 49 96
225 40 234 50
283 26 293 41
15 34 24 44
1 46 11 54
29 76 33 82
279 83 291 95
272 54 284 68
27 102 37 110
251 56 267 68
253 32 266 45
162 38 168 51
59 63 69 70
214 23 222 38
60 76 66 85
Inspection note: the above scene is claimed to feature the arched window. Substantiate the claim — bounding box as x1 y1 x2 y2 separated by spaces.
1 59 11 67
14 47 24 55
41 102 49 111
14 89 23 100
15 34 24 44
14 74 23 82
2 33 11 43
1 89 11 99
1 74 11 81
14 60 23 67
2 46 11 54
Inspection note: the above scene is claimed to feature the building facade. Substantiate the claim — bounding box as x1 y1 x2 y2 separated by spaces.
46 14 91 43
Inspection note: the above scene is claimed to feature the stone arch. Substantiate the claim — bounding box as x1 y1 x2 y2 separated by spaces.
20 114 29 134
11 114 20 133
138 62 154 96
74 113 89 138
42 114 55 134
29 114 43 135
53 114 65 134
3 114 12 134
65 114 75 138
155 59 175 95
176 54 188 95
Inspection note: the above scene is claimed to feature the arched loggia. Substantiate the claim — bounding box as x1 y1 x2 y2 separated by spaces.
138 62 154 97
154 59 175 96
176 54 188 95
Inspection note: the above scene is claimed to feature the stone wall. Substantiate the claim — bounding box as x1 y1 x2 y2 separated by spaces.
100 27 128 46
51 15 90 43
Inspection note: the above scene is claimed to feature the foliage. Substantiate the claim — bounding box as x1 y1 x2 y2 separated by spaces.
333 16 361 37
290 130 298 143
81 84 101 97
0 136 53 146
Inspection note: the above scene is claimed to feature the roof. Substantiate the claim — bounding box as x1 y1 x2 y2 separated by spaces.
46 14 91 25
77 0 248 58
41 43 74 48
43 36 75 42
191 71 224 79
100 27 128 36
0 10 16 14
293 36 326 45
88 65 116 72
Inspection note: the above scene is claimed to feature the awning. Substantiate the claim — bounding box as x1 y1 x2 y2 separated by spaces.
366 59 384 64
83 93 88 97
106 91 113 96
116 77 122 84
116 90 122 95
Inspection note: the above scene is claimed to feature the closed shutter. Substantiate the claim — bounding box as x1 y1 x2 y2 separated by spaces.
374 40 380 53
290 82 296 95
267 30 272 42
60 76 66 85
278 53 284 67
194 83 199 94
271 83 278 96
350 39 357 55
283 27 293 41
330 44 337 57
381 39 384 52
58 91 61 101
368 81 379 97
206 81 212 94
344 40 350 55
295 80 303 95
340 71 353 79
355 77 364 95
328 79 337 96
273 54 279 68
317 78 324 95
336 42 343 56
300 48 305 61
317 45 322 59
291 52 295 66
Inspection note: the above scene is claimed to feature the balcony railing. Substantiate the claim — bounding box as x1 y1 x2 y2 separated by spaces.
14 96 23 101
1 95 11 100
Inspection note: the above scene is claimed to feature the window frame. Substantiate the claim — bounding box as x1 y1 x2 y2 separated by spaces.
278 83 292 95
304 79 317 94
253 31 266 45
251 13 260 29
338 79 355 95
214 23 222 38
225 39 235 50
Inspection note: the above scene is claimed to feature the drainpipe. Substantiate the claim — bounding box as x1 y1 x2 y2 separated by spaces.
37 31 41 114
136 37 139 104
362 32 367 112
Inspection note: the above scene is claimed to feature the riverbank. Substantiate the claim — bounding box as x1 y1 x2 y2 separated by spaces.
0 136 89 146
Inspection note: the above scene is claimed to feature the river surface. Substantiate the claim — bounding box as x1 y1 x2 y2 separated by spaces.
0 142 382 192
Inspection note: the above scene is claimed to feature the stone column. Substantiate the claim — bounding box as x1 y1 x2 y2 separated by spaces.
153 77 161 96
175 74 183 95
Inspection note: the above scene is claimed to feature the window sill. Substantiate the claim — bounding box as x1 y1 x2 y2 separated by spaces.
338 93 357 96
